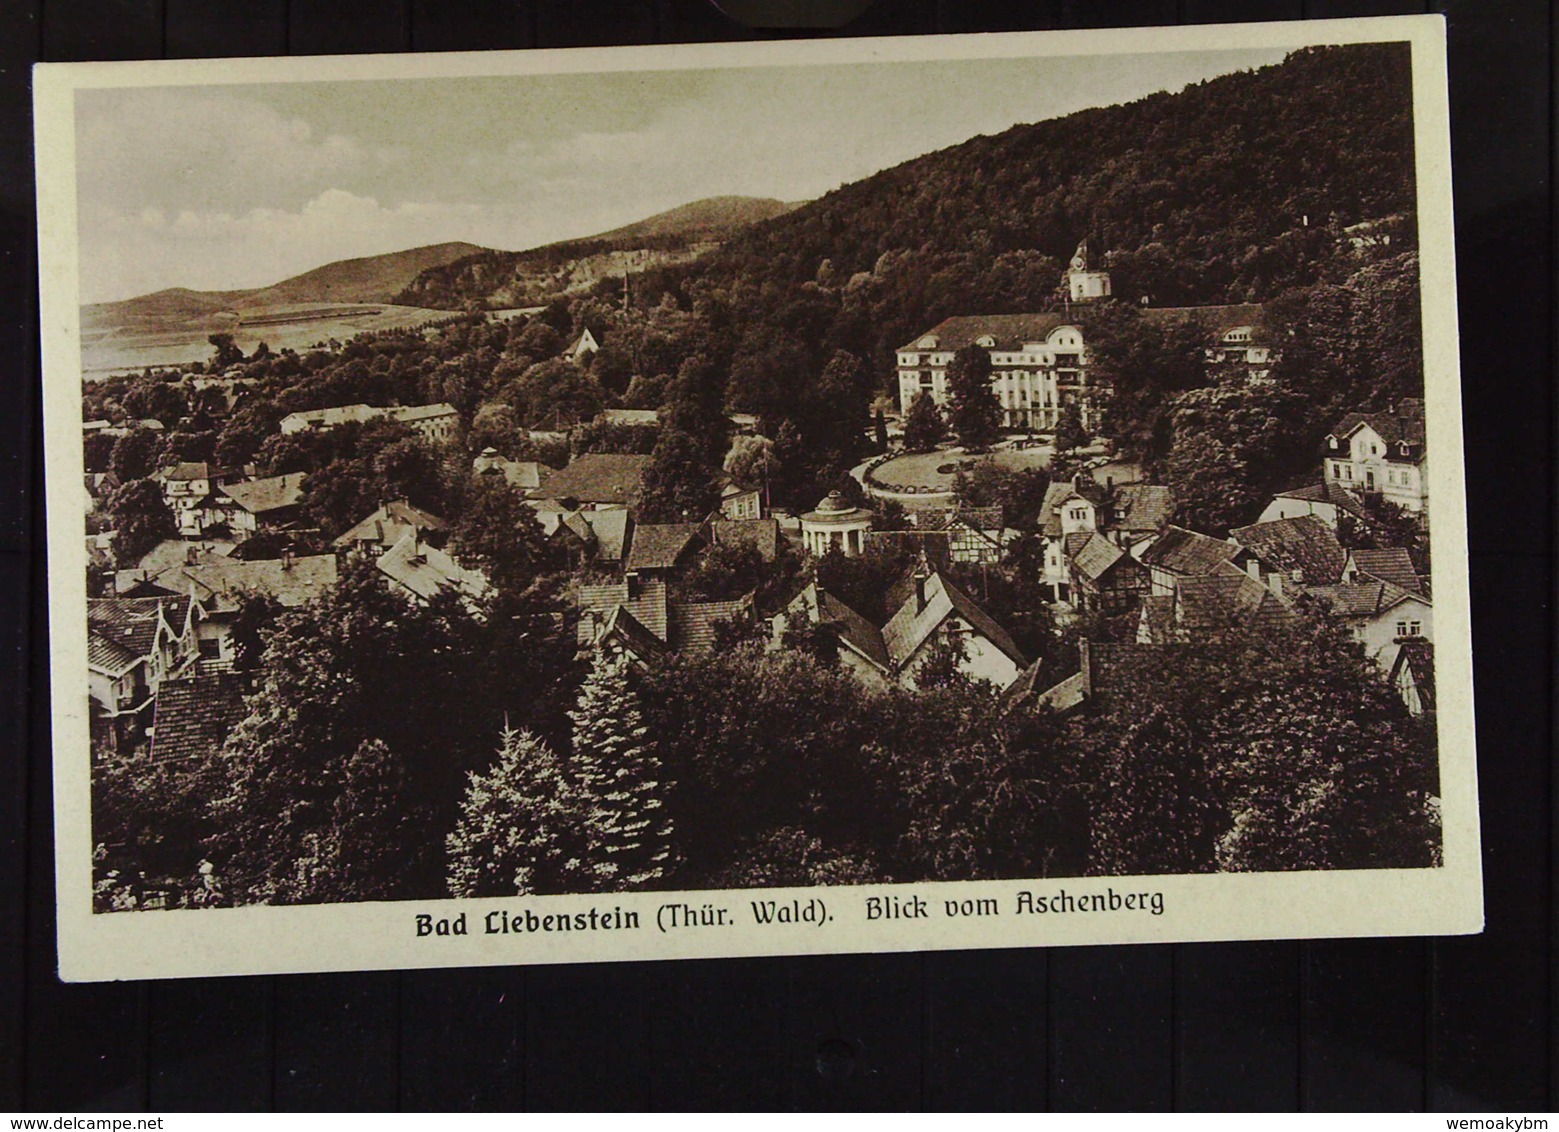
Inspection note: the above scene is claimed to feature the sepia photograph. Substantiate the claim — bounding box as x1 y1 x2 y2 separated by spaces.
36 16 1480 980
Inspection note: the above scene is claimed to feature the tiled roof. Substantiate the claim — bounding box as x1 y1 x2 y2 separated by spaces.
219 472 306 515
149 674 248 762
1229 515 1348 585
1139 526 1243 576
88 596 191 664
1062 531 1095 560
1332 402 1426 448
537 454 652 505
282 404 380 428
1174 574 1295 634
333 500 449 550
161 461 210 482
708 518 780 562
1390 638 1435 710
377 531 489 604
1273 481 1367 519
882 572 1025 670
592 604 669 661
1070 532 1126 582
790 584 891 671
1303 580 1424 618
1350 547 1422 594
473 452 555 491
87 632 141 675
900 313 1073 353
1112 484 1174 532
625 522 704 572
669 599 750 654
1139 303 1265 334
392 402 457 423
578 579 669 645
580 509 631 562
920 507 1003 533
146 555 338 610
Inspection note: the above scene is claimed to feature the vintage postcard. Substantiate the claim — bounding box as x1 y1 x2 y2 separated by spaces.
35 16 1480 981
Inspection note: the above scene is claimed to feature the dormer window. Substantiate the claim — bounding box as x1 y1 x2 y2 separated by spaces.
975 334 996 348
918 336 939 349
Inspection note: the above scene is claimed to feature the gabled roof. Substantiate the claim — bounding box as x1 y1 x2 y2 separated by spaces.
333 500 449 550
1389 638 1435 711
1331 400 1426 448
219 472 306 515
87 596 192 670
578 579 669 644
595 408 659 426
708 518 780 562
473 449 555 490
625 522 704 572
1229 515 1348 585
1303 580 1427 618
669 598 751 654
580 508 631 562
392 402 457 423
537 453 652 505
788 584 891 672
592 604 669 662
376 530 489 604
160 461 210 482
1069 532 1127 583
1174 574 1296 635
1038 479 1107 536
149 674 248 762
920 506 1004 534
174 554 339 610
87 632 142 676
1350 547 1422 594
1112 484 1174 531
1271 481 1367 519
1139 526 1243 575
1139 303 1265 336
882 571 1025 671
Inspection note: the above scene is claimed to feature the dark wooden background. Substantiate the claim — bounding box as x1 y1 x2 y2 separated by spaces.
0 0 1551 1111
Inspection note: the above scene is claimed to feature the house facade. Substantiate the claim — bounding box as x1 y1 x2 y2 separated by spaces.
1323 399 1427 513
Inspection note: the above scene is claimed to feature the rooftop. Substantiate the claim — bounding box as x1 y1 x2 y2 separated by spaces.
625 522 704 573
1139 526 1244 576
219 472 306 515
537 453 652 506
149 674 249 762
377 531 489 605
1229 515 1348 585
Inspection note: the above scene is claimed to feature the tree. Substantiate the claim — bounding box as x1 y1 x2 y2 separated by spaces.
446 727 582 897
902 391 945 453
874 409 889 453
122 377 187 429
448 476 551 597
638 424 719 522
1053 401 1087 456
568 650 673 891
109 428 163 482
208 333 245 370
1088 707 1219 875
106 478 175 566
945 345 1001 450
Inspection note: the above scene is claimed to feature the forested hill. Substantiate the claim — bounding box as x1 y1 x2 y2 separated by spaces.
632 42 1416 371
393 196 796 310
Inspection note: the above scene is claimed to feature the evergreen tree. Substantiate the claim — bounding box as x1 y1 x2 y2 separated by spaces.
568 650 673 890
902 391 945 453
1053 401 1088 456
945 345 1001 450
446 727 582 897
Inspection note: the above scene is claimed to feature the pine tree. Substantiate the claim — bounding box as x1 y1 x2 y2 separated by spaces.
446 726 581 897
568 649 673 890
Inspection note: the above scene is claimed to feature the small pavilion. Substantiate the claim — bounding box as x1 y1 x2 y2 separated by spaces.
800 491 874 558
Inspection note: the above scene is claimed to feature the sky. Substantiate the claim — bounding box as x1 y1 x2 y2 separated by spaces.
74 46 1288 304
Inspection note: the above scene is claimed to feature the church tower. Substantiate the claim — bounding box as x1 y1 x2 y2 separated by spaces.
1064 239 1112 303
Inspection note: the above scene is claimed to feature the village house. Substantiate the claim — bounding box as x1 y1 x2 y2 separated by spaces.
564 327 600 363
778 565 1026 691
1136 526 1257 597
718 476 764 521
1323 399 1428 513
278 402 460 444
472 447 555 492
576 576 750 664
212 472 307 539
120 551 339 668
1257 481 1366 530
1228 514 1351 592
333 499 449 557
1137 572 1296 644
1299 578 1433 672
147 673 249 763
87 595 202 751
155 462 213 537
1031 476 1172 602
916 507 1006 564
624 522 705 578
1068 532 1151 613
533 453 652 511
706 517 782 564
376 530 490 608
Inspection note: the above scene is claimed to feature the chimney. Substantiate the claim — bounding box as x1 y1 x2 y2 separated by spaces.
281 548 295 571
186 545 197 565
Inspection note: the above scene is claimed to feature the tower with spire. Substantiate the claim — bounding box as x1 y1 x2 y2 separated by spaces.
1064 239 1112 303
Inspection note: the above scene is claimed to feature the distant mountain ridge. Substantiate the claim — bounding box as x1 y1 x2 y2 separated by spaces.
83 241 490 330
392 196 799 310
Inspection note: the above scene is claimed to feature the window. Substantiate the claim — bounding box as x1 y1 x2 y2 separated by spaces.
1397 620 1423 638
